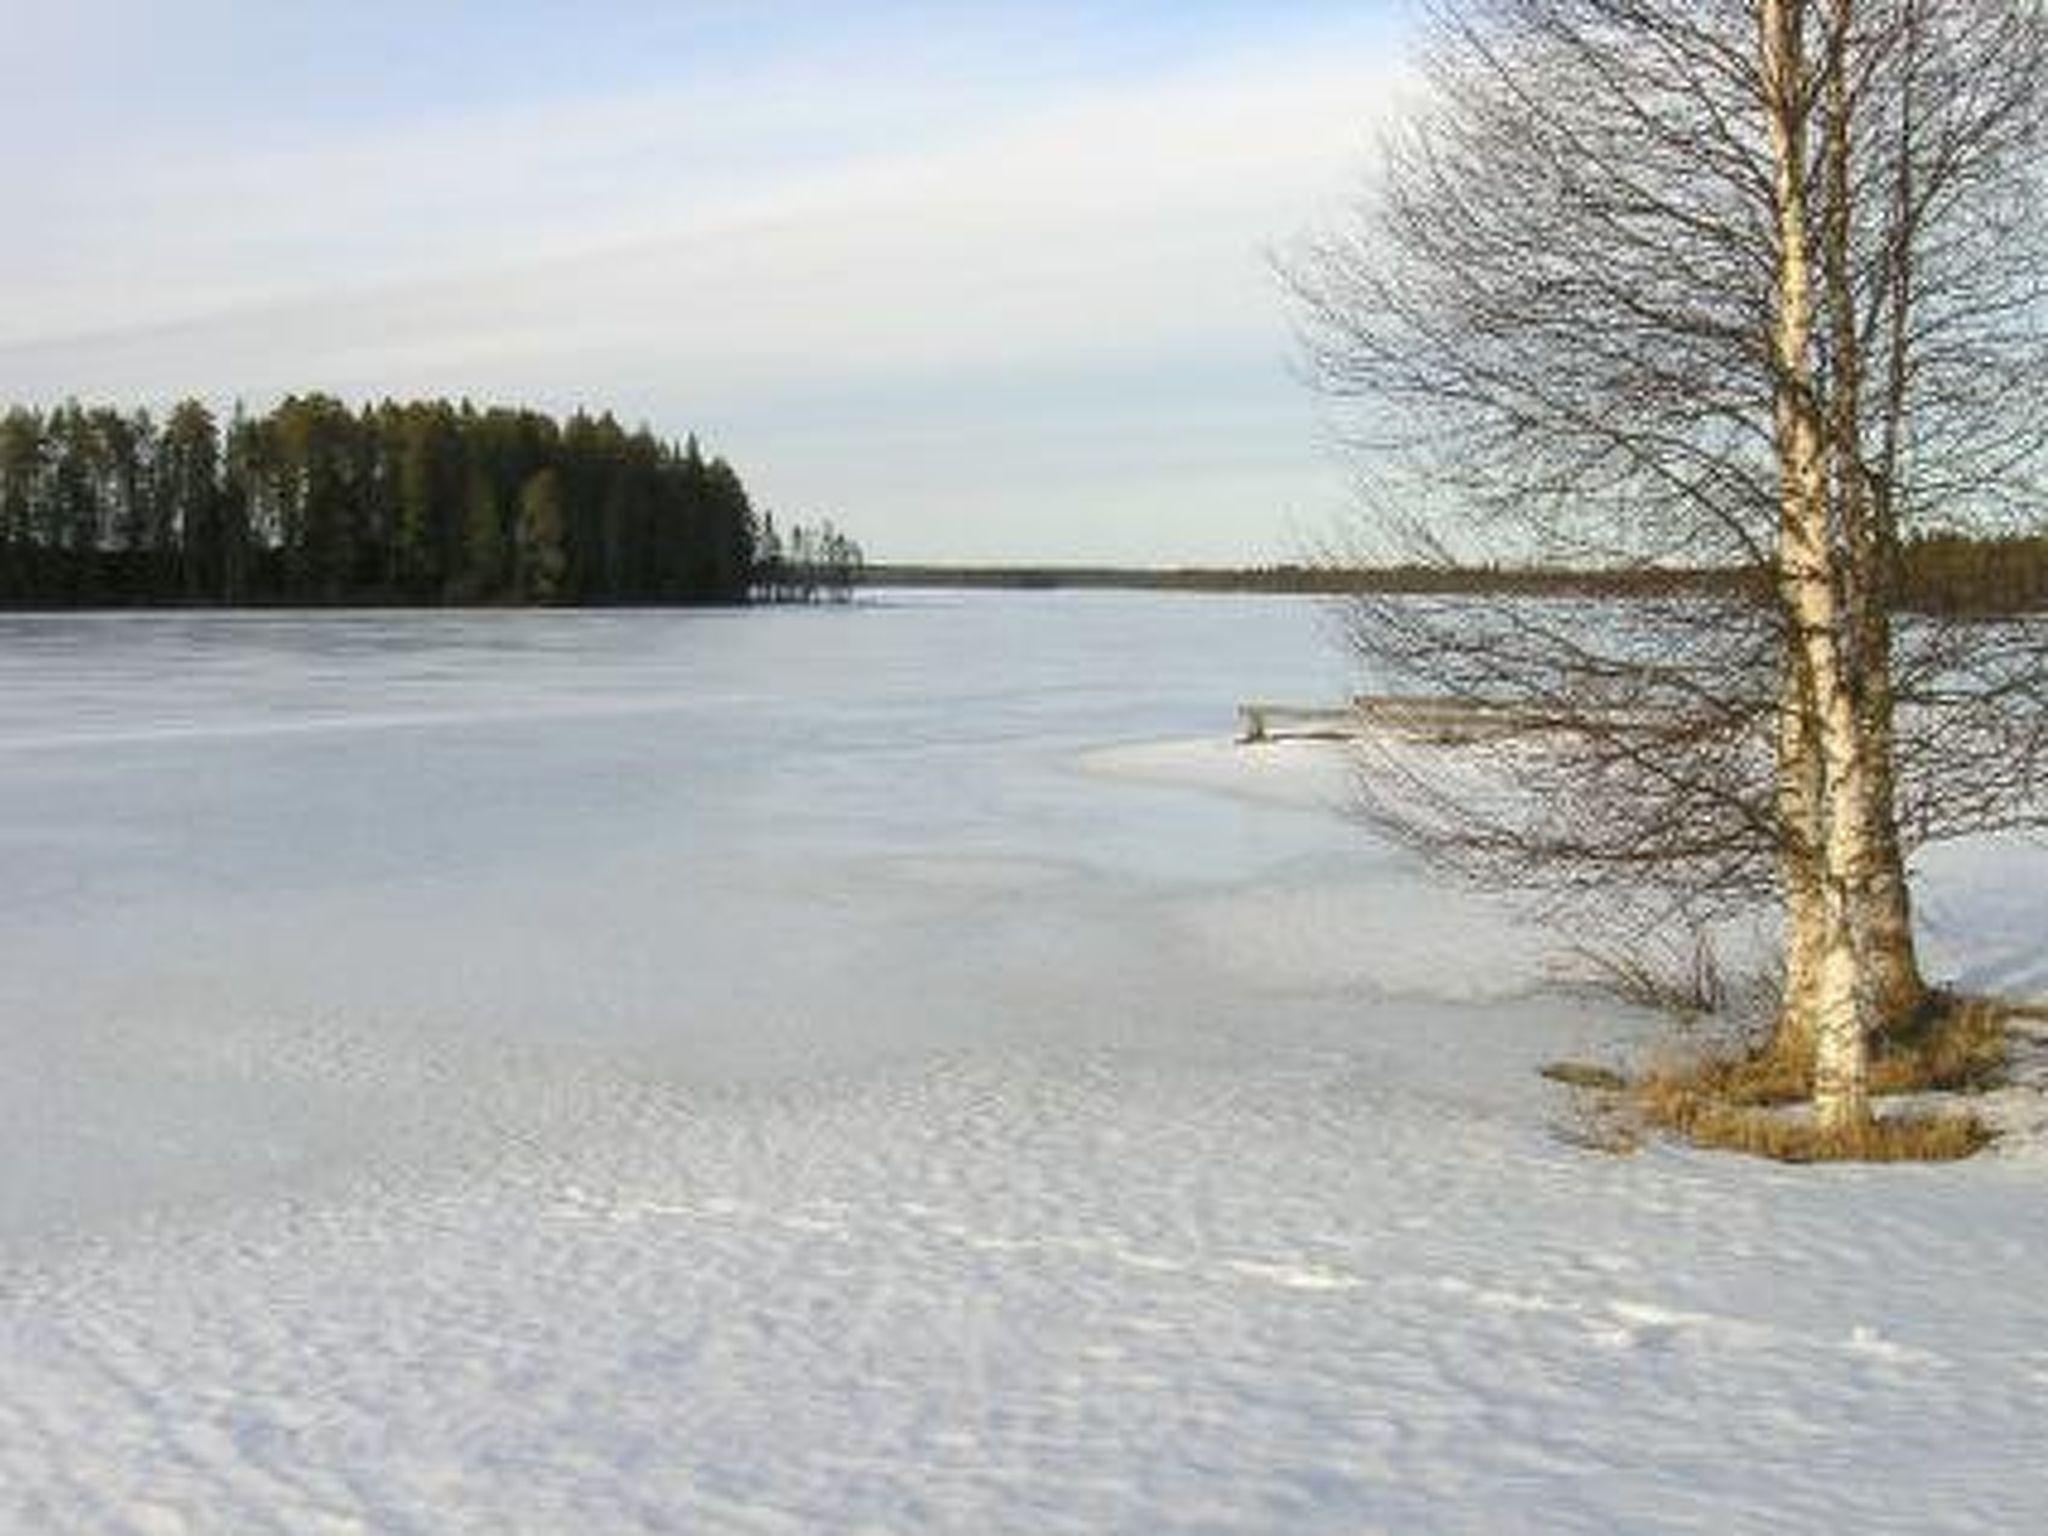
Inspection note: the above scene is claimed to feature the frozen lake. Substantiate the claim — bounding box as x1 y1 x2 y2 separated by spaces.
2 592 2044 1533
0 593 1377 1239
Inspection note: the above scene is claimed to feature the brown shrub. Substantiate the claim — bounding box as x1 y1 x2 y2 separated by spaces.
1673 1102 1991 1163
1550 993 2011 1164
1870 995 2009 1095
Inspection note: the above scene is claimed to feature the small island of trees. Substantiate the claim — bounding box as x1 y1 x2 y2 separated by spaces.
0 396 861 609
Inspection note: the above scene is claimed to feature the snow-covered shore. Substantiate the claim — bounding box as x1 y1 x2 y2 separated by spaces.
3 596 2043 1533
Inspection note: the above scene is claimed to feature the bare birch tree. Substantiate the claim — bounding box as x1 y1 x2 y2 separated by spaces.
1287 0 2048 1130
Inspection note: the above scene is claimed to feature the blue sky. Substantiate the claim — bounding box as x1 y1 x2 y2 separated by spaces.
1 2 1412 563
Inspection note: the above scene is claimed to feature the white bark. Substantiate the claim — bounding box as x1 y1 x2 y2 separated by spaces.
1776 660 1828 1053
1763 0 1873 1131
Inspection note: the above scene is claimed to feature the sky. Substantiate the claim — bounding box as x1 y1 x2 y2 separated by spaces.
0 1 1414 564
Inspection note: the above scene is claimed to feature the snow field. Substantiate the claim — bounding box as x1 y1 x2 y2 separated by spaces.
1 596 2043 1533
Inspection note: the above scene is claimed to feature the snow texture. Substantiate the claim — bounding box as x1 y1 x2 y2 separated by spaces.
1 593 2043 1534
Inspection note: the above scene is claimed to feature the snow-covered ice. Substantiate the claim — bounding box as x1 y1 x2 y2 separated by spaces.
1 592 2043 1534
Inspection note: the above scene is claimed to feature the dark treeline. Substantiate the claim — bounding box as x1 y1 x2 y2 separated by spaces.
867 562 1733 597
872 540 2048 615
0 396 791 607
1899 533 2048 616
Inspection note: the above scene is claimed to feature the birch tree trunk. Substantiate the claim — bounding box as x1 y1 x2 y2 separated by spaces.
1763 0 1874 1131
1855 614 1925 1026
1857 0 1936 1027
1776 659 1828 1054
1824 0 1929 1032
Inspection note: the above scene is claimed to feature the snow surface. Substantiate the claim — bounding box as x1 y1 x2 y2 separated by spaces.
2 592 2044 1534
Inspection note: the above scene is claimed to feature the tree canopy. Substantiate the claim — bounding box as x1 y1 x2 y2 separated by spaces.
0 397 772 608
1289 0 2048 1133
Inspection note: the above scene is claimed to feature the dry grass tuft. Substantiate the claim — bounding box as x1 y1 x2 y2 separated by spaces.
1634 1078 1993 1163
1548 991 2011 1164
1622 1056 1990 1163
1650 1041 1811 1109
1870 994 2009 1095
1540 1060 1629 1091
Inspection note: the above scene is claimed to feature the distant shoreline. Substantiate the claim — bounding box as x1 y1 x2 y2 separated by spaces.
868 562 1738 598
4 547 2039 615
867 545 2048 614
